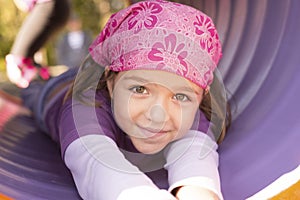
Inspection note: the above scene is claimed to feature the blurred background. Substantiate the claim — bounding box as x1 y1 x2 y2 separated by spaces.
0 0 130 83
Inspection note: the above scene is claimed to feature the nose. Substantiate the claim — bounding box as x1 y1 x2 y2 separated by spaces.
145 102 170 124
148 104 166 122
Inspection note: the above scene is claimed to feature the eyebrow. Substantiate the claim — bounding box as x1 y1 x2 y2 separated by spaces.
123 76 149 83
176 86 201 95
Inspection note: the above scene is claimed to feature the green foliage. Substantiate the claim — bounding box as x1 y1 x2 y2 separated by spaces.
72 0 101 36
71 0 130 34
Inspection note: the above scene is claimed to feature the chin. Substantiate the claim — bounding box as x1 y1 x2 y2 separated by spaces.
130 134 172 154
135 143 166 155
140 148 163 155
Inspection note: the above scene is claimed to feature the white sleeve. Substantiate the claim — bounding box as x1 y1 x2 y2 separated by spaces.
64 134 176 200
164 130 223 200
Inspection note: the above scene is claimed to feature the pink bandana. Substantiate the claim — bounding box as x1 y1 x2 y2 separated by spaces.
89 0 222 89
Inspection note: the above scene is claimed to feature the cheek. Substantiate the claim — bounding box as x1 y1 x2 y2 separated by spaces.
112 89 132 124
183 109 197 127
127 98 141 121
175 106 199 137
113 91 145 125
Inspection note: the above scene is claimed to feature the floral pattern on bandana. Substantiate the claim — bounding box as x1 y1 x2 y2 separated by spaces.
128 2 163 33
194 15 216 51
89 0 222 89
148 34 188 74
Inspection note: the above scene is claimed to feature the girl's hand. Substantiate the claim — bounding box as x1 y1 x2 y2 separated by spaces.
175 186 220 200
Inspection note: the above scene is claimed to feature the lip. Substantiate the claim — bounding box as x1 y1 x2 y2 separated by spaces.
137 126 169 138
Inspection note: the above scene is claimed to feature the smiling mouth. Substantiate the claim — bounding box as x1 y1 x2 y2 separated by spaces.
138 126 169 138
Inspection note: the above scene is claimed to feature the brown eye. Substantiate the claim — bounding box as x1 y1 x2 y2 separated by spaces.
131 86 148 94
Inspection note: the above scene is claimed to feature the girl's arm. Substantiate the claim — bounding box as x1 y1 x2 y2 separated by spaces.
164 130 223 200
64 134 176 200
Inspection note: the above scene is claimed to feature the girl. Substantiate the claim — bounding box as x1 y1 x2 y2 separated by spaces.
21 0 231 199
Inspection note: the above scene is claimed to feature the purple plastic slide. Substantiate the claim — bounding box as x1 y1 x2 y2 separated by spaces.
0 0 299 199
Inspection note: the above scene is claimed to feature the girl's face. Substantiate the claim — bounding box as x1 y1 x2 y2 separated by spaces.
107 69 203 154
